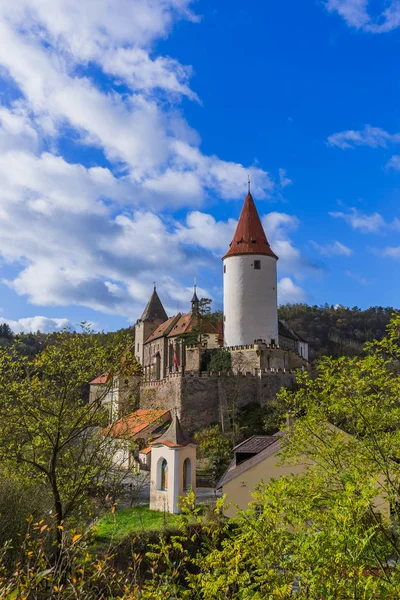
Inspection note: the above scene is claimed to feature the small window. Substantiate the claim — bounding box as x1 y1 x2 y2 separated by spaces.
159 458 168 491
254 260 261 270
137 343 140 352
224 265 226 274
224 315 226 322
183 458 191 491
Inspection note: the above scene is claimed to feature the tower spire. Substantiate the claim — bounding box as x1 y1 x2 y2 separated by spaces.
247 174 250 194
222 191 278 260
191 277 199 314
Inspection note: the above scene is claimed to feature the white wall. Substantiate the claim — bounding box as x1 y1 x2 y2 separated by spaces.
149 444 196 514
223 254 278 347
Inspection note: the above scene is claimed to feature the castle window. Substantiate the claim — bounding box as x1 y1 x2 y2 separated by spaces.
224 265 226 274
137 343 140 352
254 260 261 270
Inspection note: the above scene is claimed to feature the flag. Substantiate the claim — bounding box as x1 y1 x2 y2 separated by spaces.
173 347 179 368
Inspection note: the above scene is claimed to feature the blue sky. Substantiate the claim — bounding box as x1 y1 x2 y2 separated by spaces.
0 0 399 333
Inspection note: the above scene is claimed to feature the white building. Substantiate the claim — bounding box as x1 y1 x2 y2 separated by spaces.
223 187 279 347
150 415 197 514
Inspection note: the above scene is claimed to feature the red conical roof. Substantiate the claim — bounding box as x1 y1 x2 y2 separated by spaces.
223 193 278 260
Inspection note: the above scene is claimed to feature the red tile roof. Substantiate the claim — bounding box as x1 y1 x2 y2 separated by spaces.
167 313 192 337
104 409 170 439
145 314 181 342
223 192 278 260
89 373 110 385
139 446 152 455
167 313 219 337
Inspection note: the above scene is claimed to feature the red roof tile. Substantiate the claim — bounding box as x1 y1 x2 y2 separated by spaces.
223 192 278 260
89 373 110 385
104 409 170 439
167 313 219 337
145 314 181 342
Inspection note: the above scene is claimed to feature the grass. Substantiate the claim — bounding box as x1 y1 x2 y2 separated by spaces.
95 505 188 544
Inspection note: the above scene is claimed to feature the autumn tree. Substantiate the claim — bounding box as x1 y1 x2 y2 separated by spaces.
193 314 400 597
0 326 140 550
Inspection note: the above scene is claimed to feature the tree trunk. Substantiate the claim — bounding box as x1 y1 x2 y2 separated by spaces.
49 450 63 554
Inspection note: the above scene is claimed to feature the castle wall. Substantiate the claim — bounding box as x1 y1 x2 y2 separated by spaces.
140 374 182 415
185 346 202 372
140 370 297 433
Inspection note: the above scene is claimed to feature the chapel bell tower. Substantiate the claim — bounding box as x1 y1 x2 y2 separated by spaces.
222 184 279 347
149 415 197 514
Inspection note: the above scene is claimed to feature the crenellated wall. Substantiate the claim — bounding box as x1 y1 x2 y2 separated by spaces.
140 369 297 433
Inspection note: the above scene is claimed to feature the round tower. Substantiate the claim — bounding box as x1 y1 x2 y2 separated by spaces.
223 187 279 347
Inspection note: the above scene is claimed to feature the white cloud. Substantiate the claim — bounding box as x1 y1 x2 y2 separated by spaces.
345 270 370 284
278 277 307 304
0 5 274 199
325 0 400 33
381 246 400 259
386 155 400 170
329 209 386 233
327 125 400 149
1 316 72 334
175 212 237 252
278 168 292 189
0 0 283 321
262 212 321 277
311 240 353 256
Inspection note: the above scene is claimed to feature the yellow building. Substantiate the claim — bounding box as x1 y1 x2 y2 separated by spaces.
217 429 390 520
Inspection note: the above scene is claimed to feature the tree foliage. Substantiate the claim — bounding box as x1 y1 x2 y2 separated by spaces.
194 425 233 482
279 302 395 359
0 326 140 549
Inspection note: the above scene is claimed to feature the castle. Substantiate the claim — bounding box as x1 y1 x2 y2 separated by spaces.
131 188 309 432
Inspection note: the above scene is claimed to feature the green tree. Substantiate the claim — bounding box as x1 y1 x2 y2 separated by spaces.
194 424 233 483
191 315 400 598
0 326 139 550
179 298 213 346
0 323 13 339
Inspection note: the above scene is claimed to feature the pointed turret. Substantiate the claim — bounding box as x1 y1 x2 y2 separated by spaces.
140 287 168 323
155 414 192 447
223 192 278 260
135 287 168 367
191 279 199 314
222 188 279 347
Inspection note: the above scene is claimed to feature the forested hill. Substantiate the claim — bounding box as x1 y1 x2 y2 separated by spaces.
0 304 397 361
279 304 397 360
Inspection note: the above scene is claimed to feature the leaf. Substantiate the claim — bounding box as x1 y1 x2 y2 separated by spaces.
72 533 82 543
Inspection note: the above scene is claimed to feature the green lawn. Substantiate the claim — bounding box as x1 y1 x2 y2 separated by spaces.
95 505 187 544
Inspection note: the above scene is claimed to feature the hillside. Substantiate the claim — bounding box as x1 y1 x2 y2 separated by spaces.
279 303 397 360
1 305 397 362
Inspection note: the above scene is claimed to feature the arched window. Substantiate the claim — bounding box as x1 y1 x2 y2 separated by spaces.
183 457 191 491
161 459 168 491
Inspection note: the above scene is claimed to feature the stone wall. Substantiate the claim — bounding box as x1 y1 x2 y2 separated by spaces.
140 374 182 415
185 346 202 372
139 370 297 433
